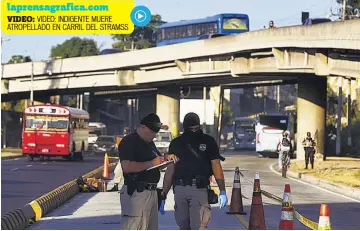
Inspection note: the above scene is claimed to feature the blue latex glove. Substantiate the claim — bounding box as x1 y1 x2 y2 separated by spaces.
159 200 166 215
219 190 228 209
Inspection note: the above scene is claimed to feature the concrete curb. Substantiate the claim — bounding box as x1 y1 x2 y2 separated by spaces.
1 162 117 230
273 164 360 201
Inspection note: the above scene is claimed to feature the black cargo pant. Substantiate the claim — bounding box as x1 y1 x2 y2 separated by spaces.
304 147 315 168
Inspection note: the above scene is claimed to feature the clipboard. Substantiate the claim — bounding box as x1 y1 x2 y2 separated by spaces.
146 160 175 171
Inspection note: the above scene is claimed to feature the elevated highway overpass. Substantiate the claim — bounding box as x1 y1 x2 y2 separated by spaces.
1 19 360 161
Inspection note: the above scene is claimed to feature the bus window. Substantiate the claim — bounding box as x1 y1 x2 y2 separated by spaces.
25 115 69 131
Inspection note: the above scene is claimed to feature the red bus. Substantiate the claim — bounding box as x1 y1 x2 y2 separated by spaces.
22 104 90 161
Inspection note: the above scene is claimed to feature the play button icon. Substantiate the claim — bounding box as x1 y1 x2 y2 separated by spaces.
135 10 146 22
131 6 152 27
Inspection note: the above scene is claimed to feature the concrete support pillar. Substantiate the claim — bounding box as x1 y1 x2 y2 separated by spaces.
336 77 343 156
209 86 222 142
76 95 80 109
347 79 352 146
202 87 207 134
156 89 180 137
357 79 360 111
83 92 90 112
138 95 156 125
296 76 327 160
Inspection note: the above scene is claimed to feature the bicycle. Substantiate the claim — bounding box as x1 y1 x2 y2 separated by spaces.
281 150 290 178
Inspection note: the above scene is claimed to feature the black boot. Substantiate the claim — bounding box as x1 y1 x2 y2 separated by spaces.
109 183 118 192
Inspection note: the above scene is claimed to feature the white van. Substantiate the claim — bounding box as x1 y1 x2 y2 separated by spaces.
255 114 290 156
154 128 173 154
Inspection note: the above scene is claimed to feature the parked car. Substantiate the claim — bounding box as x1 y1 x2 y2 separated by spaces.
92 135 117 156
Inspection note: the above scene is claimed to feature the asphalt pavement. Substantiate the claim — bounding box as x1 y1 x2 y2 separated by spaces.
27 150 360 230
1 152 114 216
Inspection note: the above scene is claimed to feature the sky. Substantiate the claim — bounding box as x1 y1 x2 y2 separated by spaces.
1 0 340 62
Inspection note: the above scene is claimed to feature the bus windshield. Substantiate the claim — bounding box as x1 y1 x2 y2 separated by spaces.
235 120 255 135
259 115 289 131
25 115 69 131
222 17 248 30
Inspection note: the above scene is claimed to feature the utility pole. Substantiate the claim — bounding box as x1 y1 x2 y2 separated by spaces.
25 49 35 106
1 38 10 149
342 0 347 20
30 59 34 106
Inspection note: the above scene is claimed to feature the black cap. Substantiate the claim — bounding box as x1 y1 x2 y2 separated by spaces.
183 112 200 129
140 113 162 133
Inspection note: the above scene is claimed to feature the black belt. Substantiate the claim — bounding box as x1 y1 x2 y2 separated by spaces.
173 178 197 186
124 182 157 191
143 183 157 191
173 177 209 189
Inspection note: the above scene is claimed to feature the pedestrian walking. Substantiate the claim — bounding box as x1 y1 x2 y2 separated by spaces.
160 112 228 230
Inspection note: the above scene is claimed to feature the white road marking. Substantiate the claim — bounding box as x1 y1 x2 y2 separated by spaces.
10 168 19 171
269 163 360 203
42 162 48 165
26 164 33 167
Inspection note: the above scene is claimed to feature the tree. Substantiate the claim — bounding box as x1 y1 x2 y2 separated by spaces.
112 14 166 50
221 101 234 127
50 37 99 58
8 55 32 64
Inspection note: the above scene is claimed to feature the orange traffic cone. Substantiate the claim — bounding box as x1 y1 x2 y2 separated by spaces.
102 153 110 180
226 167 246 215
318 204 331 230
279 184 294 230
248 172 266 230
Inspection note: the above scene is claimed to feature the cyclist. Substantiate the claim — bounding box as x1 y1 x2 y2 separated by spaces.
276 131 292 171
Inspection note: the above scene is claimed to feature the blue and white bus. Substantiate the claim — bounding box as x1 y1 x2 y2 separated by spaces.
233 117 257 150
155 13 250 46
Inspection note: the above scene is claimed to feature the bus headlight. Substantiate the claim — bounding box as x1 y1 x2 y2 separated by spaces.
28 143 35 147
56 144 65 147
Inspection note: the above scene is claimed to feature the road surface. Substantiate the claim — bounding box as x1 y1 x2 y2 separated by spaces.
220 150 360 230
1 153 113 216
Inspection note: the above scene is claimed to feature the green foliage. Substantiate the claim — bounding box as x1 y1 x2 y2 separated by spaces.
222 101 234 126
50 37 99 58
8 55 32 64
112 14 166 50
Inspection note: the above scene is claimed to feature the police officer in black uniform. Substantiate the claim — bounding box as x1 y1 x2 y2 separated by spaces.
118 113 178 230
160 112 228 230
302 132 316 169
